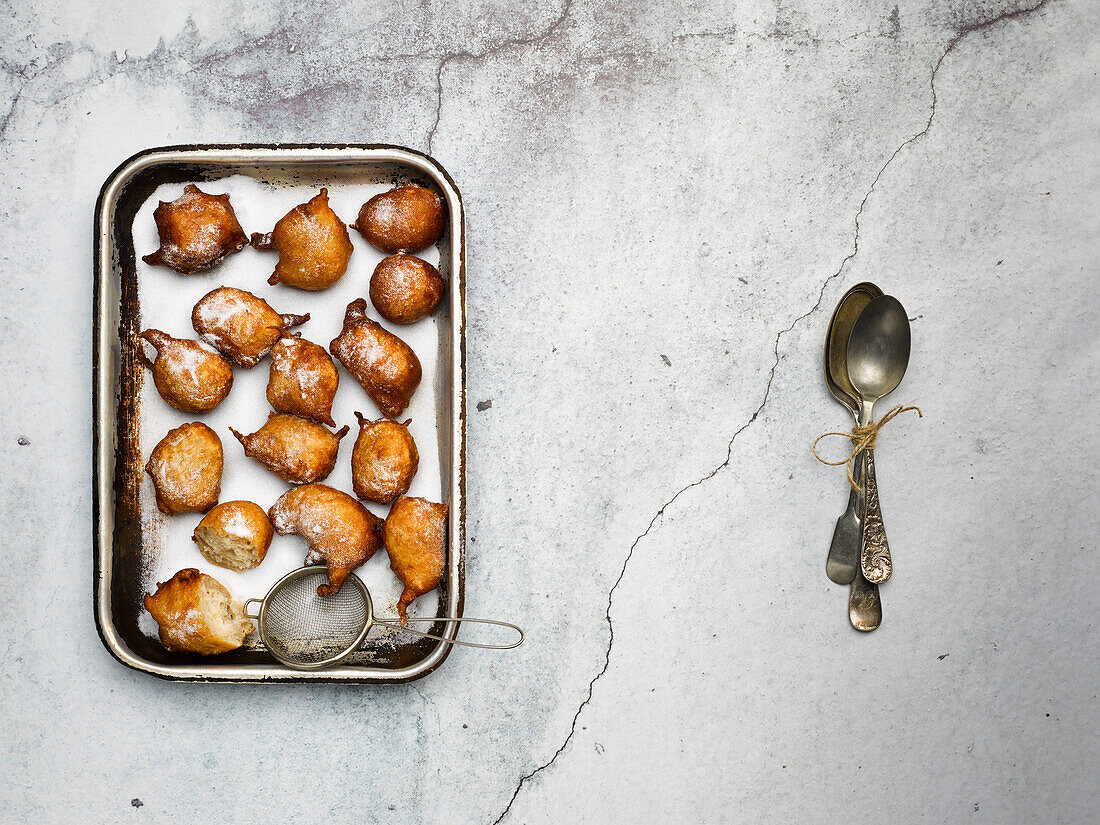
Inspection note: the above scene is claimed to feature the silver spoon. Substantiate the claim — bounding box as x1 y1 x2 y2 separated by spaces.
823 283 883 631
824 282 881 585
846 295 911 585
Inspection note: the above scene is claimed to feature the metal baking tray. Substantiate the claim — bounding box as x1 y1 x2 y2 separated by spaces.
93 144 466 682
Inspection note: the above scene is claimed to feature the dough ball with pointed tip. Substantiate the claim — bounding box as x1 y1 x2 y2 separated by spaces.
329 299 421 418
266 333 339 426
142 185 249 274
369 254 445 324
268 483 384 597
230 412 348 484
353 183 445 254
250 188 353 290
384 495 448 620
145 422 223 515
351 414 418 504
138 329 233 413
192 286 309 368
192 501 273 571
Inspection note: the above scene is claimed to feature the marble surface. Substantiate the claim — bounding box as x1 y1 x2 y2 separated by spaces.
2 0 1098 822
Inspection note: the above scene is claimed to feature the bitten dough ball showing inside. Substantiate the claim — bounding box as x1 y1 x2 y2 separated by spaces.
192 501 274 571
142 184 248 274
353 183 445 254
144 568 254 655
369 254 446 324
145 421 223 516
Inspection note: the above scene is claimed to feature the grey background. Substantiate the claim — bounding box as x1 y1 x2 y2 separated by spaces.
2 0 1098 822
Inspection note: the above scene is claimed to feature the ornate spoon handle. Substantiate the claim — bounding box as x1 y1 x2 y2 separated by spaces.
859 448 892 583
849 455 882 631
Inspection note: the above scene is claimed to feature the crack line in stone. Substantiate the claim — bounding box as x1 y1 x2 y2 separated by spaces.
0 50 75 144
428 0 573 154
488 1 1058 822
0 85 24 142
489 248 823 825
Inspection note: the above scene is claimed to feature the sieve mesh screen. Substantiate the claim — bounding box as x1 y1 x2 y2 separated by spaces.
260 569 370 666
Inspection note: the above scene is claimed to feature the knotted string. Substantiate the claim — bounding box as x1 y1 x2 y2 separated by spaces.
813 404 922 492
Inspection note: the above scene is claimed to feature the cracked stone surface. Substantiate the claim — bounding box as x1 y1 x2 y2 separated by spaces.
1 0 1098 822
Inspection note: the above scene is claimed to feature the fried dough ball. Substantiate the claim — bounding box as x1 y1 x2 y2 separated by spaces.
138 329 233 413
141 185 249 274
145 422 223 515
266 333 340 427
192 501 273 571
384 495 448 620
144 568 254 654
353 183 445 254
329 299 422 418
268 483 384 597
192 286 309 368
230 412 349 484
250 188 353 290
369 254 446 324
351 413 418 504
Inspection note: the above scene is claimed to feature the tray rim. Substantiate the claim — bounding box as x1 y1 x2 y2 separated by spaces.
93 143 467 683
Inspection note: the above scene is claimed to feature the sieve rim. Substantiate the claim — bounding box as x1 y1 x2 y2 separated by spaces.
254 566 374 671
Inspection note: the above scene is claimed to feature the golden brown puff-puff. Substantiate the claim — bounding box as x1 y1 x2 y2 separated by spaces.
142 184 248 274
266 333 339 427
268 483 384 597
191 286 309 368
383 495 448 620
145 422 223 515
352 183 445 254
144 568 254 654
369 254 446 324
351 413 418 504
192 501 273 571
230 412 349 484
329 299 421 418
250 188 353 290
138 329 233 413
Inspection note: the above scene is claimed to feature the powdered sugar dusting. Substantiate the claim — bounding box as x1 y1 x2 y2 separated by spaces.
220 508 251 539
172 345 206 386
147 424 219 501
175 604 204 637
185 220 226 262
277 337 329 396
369 195 397 226
194 288 251 349
134 173 448 641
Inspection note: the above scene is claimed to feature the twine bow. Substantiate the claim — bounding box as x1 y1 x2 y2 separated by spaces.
813 404 922 492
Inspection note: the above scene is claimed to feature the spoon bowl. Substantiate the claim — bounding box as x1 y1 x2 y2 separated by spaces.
847 295 911 410
825 283 882 413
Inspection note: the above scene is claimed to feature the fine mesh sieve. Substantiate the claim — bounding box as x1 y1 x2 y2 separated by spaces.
244 566 524 671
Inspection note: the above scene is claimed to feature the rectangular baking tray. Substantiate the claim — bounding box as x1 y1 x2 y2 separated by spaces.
93 144 466 682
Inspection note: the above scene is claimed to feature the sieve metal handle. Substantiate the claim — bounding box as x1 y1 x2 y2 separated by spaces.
373 617 524 650
243 599 262 621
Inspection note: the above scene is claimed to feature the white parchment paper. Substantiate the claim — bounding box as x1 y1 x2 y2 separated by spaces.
131 175 447 646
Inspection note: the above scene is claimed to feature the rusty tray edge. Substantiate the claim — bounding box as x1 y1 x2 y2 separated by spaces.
93 144 466 683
